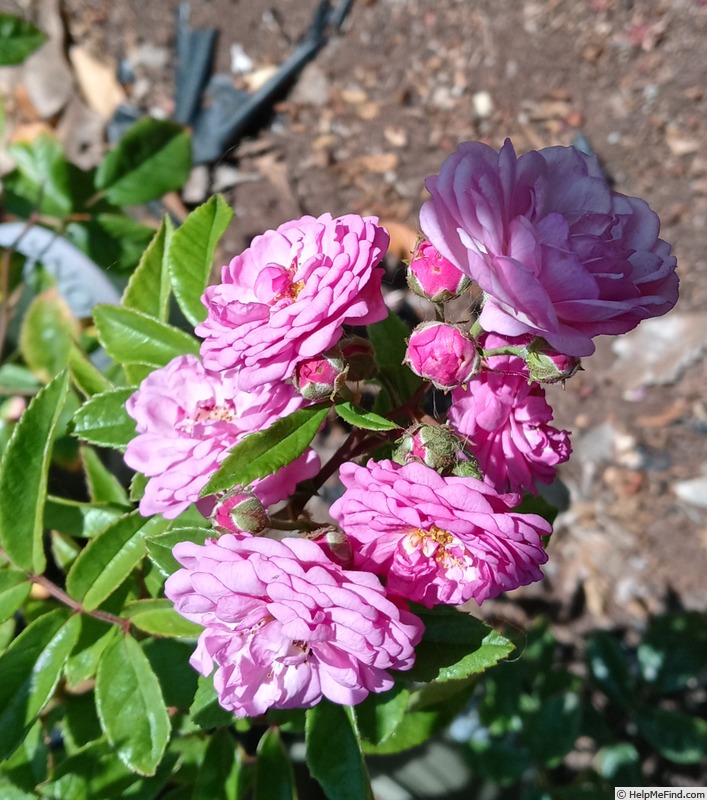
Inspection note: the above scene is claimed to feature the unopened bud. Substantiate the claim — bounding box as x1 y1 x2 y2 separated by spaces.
393 423 466 474
526 340 581 384
404 322 480 391
407 240 471 303
293 348 349 400
340 336 377 382
212 490 268 534
450 457 483 480
305 526 354 569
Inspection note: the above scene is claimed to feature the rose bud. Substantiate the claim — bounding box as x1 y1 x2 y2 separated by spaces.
212 489 269 534
404 322 480 390
293 348 349 400
407 240 471 303
340 336 377 382
526 339 582 384
393 423 467 474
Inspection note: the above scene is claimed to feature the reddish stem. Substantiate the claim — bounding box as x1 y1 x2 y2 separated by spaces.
30 574 132 633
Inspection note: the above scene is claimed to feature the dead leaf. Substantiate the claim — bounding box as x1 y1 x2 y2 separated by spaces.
69 46 126 120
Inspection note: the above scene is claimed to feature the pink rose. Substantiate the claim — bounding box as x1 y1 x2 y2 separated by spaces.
330 459 552 607
407 240 470 302
197 214 389 390
404 322 480 390
420 140 678 356
165 535 423 716
124 355 319 518
447 348 571 495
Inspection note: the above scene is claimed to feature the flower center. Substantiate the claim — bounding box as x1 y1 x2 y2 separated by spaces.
177 402 237 435
405 524 462 568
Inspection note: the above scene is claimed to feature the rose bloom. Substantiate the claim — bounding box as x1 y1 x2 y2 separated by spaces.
420 140 678 357
330 459 551 607
404 322 480 390
447 343 571 495
197 214 389 390
165 535 423 716
124 355 319 518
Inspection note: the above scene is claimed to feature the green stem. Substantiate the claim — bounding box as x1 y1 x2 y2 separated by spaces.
267 516 328 532
481 346 526 358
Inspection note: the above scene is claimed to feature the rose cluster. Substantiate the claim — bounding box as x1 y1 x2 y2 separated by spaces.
124 142 677 718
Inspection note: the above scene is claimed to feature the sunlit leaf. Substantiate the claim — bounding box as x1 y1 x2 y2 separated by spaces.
167 195 233 326
0 371 69 572
202 403 329 496
122 217 173 321
66 511 169 611
93 304 199 367
95 634 170 775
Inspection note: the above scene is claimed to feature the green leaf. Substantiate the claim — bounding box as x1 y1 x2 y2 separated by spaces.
202 403 329 496
145 526 211 578
594 742 641 786
367 310 421 406
66 510 169 611
335 402 399 431
0 609 81 760
354 686 410 747
637 707 707 764
95 118 191 206
68 345 112 397
468 739 531 787
403 607 515 684
254 728 297 800
93 304 199 367
142 638 199 709
19 288 78 382
65 620 119 688
95 633 171 775
65 213 156 273
0 13 47 65
0 570 30 624
360 696 460 755
44 496 125 538
638 611 707 693
306 703 372 800
71 387 137 449
523 692 583 767
7 135 73 218
80 446 129 505
123 599 201 638
122 217 173 321
190 675 237 730
193 730 241 800
167 195 233 326
0 370 69 572
37 738 138 800
0 364 41 393
585 632 635 709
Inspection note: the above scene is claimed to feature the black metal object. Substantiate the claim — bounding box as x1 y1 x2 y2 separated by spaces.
174 0 355 165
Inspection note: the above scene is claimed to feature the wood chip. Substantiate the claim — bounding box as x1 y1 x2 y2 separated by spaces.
69 46 126 120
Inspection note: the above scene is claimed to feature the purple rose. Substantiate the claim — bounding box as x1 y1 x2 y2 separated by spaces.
420 140 678 356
